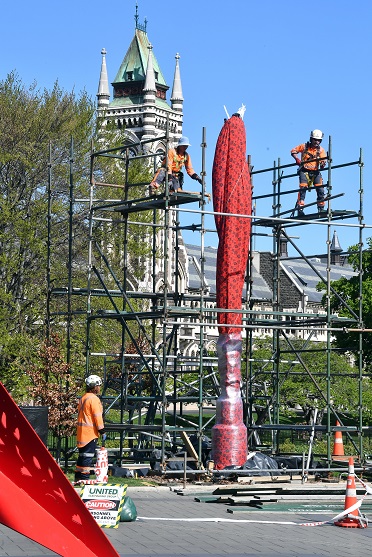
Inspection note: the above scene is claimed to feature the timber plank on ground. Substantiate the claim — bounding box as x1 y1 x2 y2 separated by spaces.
227 497 279 505
194 495 231 503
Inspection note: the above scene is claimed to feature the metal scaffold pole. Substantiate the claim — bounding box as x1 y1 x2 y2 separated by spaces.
47 127 371 473
46 141 52 340
325 135 332 463
358 148 364 460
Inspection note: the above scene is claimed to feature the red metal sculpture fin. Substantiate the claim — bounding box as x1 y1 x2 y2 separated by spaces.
0 382 120 557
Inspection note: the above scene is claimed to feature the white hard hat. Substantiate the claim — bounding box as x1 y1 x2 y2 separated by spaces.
310 129 324 140
85 374 102 387
177 136 191 147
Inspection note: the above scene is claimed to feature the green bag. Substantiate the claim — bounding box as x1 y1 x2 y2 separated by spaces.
120 495 137 522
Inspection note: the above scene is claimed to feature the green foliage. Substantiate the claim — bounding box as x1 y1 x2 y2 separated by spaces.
0 72 95 395
0 334 36 400
278 438 297 453
318 237 372 370
63 468 159 486
0 72 156 400
249 336 364 423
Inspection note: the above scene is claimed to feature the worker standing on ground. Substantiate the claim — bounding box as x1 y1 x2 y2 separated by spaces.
75 374 106 482
150 136 202 194
291 129 327 216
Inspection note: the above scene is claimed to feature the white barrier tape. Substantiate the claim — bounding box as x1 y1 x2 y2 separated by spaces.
289 489 367 527
138 516 299 524
137 516 336 527
137 515 354 527
356 474 372 495
137 477 371 529
331 499 363 523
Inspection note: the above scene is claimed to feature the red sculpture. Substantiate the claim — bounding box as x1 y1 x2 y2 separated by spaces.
211 113 252 469
0 382 120 557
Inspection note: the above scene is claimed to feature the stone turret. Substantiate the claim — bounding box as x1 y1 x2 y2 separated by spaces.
97 48 110 109
96 8 184 153
330 231 343 266
142 44 157 142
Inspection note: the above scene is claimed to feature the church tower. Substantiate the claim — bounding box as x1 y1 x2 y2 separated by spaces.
96 6 184 154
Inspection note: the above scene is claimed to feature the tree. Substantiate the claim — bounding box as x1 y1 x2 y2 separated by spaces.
27 333 80 461
249 337 361 424
0 71 159 405
0 72 95 395
28 333 78 435
318 238 372 370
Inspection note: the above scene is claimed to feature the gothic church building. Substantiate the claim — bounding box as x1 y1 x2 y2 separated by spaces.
96 12 184 155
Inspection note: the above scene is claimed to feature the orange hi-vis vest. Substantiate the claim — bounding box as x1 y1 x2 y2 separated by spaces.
163 149 196 176
76 392 104 448
291 142 327 171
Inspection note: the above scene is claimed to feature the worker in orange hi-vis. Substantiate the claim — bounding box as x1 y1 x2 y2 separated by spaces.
291 129 328 216
149 136 202 195
75 375 106 481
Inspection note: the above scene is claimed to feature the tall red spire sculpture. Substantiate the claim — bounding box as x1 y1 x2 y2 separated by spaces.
211 113 252 469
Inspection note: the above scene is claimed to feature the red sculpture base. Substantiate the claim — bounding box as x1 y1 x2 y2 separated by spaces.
211 333 247 470
212 422 247 469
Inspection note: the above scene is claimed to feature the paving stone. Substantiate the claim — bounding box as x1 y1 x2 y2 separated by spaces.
1 486 372 556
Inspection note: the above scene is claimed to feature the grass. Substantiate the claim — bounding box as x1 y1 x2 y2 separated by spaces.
63 467 160 487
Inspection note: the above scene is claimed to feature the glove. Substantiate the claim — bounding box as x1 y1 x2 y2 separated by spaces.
101 433 107 442
192 173 203 185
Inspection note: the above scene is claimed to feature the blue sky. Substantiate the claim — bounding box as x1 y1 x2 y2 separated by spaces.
2 0 371 258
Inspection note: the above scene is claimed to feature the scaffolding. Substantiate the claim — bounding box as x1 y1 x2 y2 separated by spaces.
248 139 365 466
49 130 371 473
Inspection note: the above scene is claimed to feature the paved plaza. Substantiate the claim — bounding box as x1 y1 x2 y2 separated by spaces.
1 484 372 556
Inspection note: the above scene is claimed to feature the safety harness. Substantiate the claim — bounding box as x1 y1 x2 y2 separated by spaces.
301 142 321 188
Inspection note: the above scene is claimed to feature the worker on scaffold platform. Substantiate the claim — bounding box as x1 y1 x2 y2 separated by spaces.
291 129 328 216
150 136 202 195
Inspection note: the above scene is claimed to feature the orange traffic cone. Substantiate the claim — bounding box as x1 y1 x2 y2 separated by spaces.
334 457 367 528
332 421 345 457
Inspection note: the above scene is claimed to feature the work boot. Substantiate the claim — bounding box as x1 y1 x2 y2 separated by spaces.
297 208 305 217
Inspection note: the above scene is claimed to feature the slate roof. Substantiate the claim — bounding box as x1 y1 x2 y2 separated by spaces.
108 28 172 112
113 28 167 87
184 244 356 305
185 244 272 302
280 258 356 304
